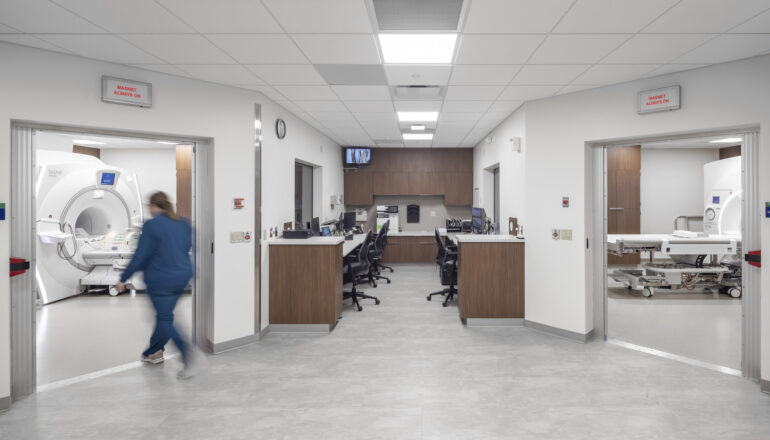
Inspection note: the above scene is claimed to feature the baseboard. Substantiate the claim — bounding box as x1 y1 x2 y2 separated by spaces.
465 318 524 327
208 333 261 354
0 395 10 412
762 379 770 395
265 324 331 333
524 320 593 343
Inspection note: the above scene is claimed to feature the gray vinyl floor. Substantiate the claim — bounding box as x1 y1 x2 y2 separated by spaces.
37 292 192 385
3 263 770 439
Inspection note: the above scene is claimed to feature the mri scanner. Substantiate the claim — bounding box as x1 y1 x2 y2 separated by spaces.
35 150 145 304
608 156 743 298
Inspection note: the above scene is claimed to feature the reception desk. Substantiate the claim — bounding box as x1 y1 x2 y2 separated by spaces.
452 235 525 325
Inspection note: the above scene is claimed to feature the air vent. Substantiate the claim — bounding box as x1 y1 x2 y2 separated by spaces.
393 85 444 100
373 0 465 31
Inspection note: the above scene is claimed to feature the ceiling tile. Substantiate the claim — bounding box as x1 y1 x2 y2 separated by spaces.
246 65 326 85
403 139 433 148
437 120 478 132
439 113 483 123
344 101 394 113
292 34 381 64
157 0 283 33
274 85 338 100
384 65 452 85
262 0 373 33
673 34 770 64
729 8 770 33
529 34 630 64
510 65 589 85
464 0 573 33
440 101 493 113
488 100 524 113
308 111 357 122
354 112 398 123
499 85 561 101
0 0 105 33
130 64 192 77
360 125 401 139
602 34 713 64
52 0 192 33
644 0 770 33
206 34 307 64
315 64 388 85
642 63 709 78
123 34 232 64
293 100 348 112
444 85 504 101
554 0 678 33
236 85 287 101
455 35 545 64
572 64 659 85
393 100 443 112
555 84 599 95
0 23 20 32
37 34 162 64
177 65 261 84
449 65 520 85
332 85 392 101
481 111 514 125
0 34 72 53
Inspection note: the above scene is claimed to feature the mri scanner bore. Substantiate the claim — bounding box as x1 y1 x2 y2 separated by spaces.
35 150 146 304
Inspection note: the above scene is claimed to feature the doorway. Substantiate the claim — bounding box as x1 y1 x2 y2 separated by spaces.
294 161 314 229
590 129 761 380
10 124 214 399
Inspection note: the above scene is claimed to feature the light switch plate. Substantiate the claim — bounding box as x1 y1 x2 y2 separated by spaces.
230 231 245 243
561 229 573 240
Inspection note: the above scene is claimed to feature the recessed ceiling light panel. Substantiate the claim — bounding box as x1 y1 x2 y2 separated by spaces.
379 34 457 64
403 133 434 140
709 137 742 144
411 125 426 131
397 111 438 122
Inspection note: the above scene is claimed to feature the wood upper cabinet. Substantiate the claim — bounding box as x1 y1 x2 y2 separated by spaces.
344 169 372 206
408 171 444 195
444 171 473 205
373 171 409 195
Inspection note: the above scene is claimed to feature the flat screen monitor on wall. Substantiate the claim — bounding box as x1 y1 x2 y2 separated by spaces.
343 147 371 167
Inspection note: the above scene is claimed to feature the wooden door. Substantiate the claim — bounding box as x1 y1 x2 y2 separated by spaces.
176 145 193 220
607 146 640 265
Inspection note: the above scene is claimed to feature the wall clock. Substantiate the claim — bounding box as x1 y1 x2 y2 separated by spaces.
276 118 286 139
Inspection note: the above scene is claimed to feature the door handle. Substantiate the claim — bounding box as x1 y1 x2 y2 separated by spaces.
609 207 625 211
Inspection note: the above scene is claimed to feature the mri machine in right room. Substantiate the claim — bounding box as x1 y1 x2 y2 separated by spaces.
607 156 743 298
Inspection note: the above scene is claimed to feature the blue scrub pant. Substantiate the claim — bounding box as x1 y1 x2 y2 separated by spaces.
143 290 189 365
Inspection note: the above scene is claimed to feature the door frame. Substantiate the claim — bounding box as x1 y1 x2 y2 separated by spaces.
9 120 215 401
587 126 761 381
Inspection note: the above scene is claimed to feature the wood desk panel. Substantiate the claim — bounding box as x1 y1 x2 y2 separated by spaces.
457 242 524 319
269 243 343 327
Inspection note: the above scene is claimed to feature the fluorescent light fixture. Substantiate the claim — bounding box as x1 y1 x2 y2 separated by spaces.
403 133 434 141
73 139 106 145
397 111 438 122
157 141 178 145
709 137 742 144
410 125 426 131
379 34 457 64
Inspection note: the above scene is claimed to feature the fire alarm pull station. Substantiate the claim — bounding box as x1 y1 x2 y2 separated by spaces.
562 197 569 208
234 198 245 209
552 229 560 240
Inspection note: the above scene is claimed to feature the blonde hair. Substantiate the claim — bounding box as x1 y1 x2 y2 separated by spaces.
149 191 179 220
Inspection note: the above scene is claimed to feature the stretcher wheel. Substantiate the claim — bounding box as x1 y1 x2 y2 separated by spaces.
109 286 120 296
375 299 380 305
728 287 742 298
427 296 431 301
642 287 654 297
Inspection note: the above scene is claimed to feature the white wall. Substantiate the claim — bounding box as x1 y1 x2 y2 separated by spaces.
99 148 177 213
517 54 770 384
473 107 526 229
0 42 342 401
640 148 719 234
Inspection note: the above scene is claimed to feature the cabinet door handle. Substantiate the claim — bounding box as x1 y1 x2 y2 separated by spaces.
609 207 624 211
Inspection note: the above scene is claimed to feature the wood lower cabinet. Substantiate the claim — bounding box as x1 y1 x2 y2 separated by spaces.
457 241 524 319
382 236 437 263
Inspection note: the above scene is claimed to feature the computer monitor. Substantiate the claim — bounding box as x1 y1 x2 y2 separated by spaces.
343 211 356 231
471 207 485 233
321 226 331 236
311 217 320 236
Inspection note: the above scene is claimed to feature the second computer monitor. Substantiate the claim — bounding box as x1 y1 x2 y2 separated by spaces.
471 206 485 232
311 217 320 236
343 211 356 231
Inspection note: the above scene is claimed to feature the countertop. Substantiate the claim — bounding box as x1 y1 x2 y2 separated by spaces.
388 230 437 237
452 235 526 243
268 236 345 245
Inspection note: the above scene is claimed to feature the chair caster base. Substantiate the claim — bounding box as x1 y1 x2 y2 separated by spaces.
356 305 363 311
426 296 431 301
442 302 448 307
375 299 381 305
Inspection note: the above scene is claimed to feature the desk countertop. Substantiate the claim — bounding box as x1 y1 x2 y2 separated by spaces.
268 236 345 245
388 230 436 237
452 235 525 243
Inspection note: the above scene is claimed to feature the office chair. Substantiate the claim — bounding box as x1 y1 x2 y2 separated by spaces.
343 230 380 311
373 220 394 274
427 228 458 307
366 222 392 286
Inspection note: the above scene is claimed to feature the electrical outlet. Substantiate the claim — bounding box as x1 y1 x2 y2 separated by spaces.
561 229 573 240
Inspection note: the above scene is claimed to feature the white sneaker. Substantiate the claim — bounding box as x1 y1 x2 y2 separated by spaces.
141 350 164 364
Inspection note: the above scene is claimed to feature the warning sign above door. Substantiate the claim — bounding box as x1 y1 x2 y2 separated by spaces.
637 85 680 114
102 76 152 108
